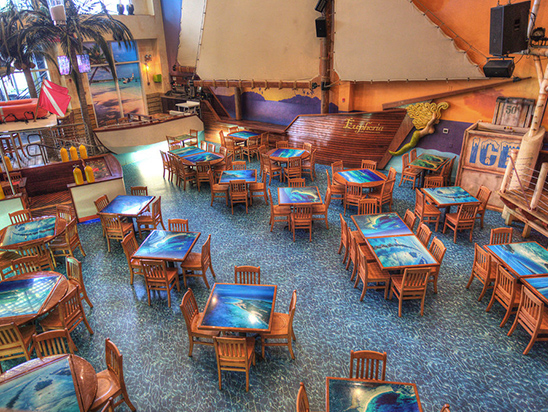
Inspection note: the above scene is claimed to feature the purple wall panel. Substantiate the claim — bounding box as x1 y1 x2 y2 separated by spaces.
396 119 472 155
160 0 183 71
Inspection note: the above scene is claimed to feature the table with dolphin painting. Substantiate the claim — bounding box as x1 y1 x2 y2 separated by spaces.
169 146 203 158
485 241 548 278
520 275 548 305
422 186 479 208
100 195 155 218
365 235 439 272
267 148 309 163
132 230 201 263
168 146 225 166
278 186 323 206
410 153 449 172
198 283 277 333
0 216 63 250
334 168 386 188
326 377 423 412
0 354 97 412
219 169 257 184
351 213 412 242
228 130 260 144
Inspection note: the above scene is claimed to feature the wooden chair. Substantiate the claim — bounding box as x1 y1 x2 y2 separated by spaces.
353 243 390 300
508 287 548 355
326 170 344 200
302 149 317 181
234 265 261 284
331 160 344 175
260 132 269 147
187 129 198 147
443 203 479 243
168 218 189 232
0 323 35 365
230 180 249 214
263 153 282 184
466 243 493 301
357 198 379 215
56 204 74 222
9 209 31 224
416 222 432 247
99 398 115 412
207 142 216 153
180 234 216 289
276 140 289 148
49 218 86 260
288 177 306 188
214 336 256 391
291 204 313 242
89 339 136 412
219 145 228 156
490 227 513 245
141 259 180 307
346 227 360 281
32 328 75 358
349 350 387 380
208 169 229 206
414 188 441 231
389 267 430 317
40 285 94 346
243 135 260 162
399 153 420 189
312 188 330 229
387 167 397 181
260 290 297 359
225 136 243 160
121 232 143 285
440 405 451 412
136 196 165 239
369 178 395 212
410 148 417 161
174 157 197 190
98 213 134 252
228 126 239 133
283 158 302 182
475 185 492 228
360 159 377 170
130 186 148 196
296 382 311 412
10 256 41 276
269 188 290 231
17 242 55 271
428 237 446 293
200 140 207 151
248 171 269 205
344 182 363 215
180 288 220 356
160 151 173 180
66 256 93 308
219 130 226 147
338 214 352 266
166 135 184 150
403 209 418 231
424 174 445 188
486 266 521 327
443 157 456 186
94 194 109 213
232 161 247 170
195 161 211 191
167 152 181 183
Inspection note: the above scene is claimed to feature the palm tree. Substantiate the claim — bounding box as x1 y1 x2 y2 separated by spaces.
20 0 134 149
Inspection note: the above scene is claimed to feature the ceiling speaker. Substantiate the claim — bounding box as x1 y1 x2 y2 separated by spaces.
315 0 327 13
483 59 515 78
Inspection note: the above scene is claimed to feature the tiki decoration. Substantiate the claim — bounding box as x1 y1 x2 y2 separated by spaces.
389 102 449 156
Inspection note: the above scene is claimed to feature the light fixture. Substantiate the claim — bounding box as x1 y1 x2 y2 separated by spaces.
47 0 66 25
530 27 546 43
57 55 70 75
144 54 152 85
77 55 90 73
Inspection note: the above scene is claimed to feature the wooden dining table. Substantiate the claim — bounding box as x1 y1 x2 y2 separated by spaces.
409 153 449 187
334 168 386 188
0 215 66 251
0 354 98 411
351 212 413 244
100 194 155 218
169 146 225 166
277 186 323 206
198 283 277 334
484 241 548 278
0 271 68 326
422 186 480 220
219 169 257 185
326 377 423 412
267 148 309 163
132 230 201 263
227 130 260 146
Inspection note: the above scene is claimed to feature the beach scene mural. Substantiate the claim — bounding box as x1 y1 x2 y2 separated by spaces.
100 195 154 216
367 235 437 269
486 242 548 277
219 170 256 184
201 284 275 331
1 217 57 246
352 213 412 238
0 356 80 412
327 378 421 412
270 148 305 158
135 231 200 261
422 187 478 205
278 187 322 204
0 276 59 318
338 169 384 184
86 41 145 126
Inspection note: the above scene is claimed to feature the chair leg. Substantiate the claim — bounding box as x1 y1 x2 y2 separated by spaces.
122 388 137 412
218 366 222 390
507 314 520 336
288 337 295 359
478 281 491 302
500 306 513 328
465 270 475 289
523 331 540 355
398 296 403 317
188 336 194 357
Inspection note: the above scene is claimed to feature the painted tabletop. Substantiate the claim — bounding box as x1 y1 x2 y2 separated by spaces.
326 377 422 412
269 148 307 159
278 186 323 205
352 213 412 239
184 151 223 163
336 168 385 185
366 235 438 270
100 195 154 217
0 354 97 412
199 283 277 333
410 153 449 171
0 216 58 248
422 186 479 207
169 146 204 157
0 272 68 326
228 131 259 139
133 230 201 262
521 275 548 305
485 242 548 277
219 169 257 184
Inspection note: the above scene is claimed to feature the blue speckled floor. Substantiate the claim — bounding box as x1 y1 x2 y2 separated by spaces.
4 154 548 412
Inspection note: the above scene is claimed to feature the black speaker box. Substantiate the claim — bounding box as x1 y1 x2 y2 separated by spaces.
315 0 327 13
483 59 515 78
315 17 327 37
490 1 530 56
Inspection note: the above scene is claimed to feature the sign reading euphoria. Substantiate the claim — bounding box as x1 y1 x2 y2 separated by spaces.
467 137 520 169
343 118 384 134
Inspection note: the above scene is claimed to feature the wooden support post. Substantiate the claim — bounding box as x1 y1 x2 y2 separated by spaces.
500 149 518 193
530 162 548 210
234 87 242 121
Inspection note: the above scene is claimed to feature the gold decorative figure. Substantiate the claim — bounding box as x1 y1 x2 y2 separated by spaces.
389 102 449 156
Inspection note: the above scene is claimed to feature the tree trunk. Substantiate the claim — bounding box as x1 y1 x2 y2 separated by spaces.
70 49 96 151
23 67 37 98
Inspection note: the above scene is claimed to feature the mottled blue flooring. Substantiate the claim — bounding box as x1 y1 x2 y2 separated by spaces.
4 155 548 412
